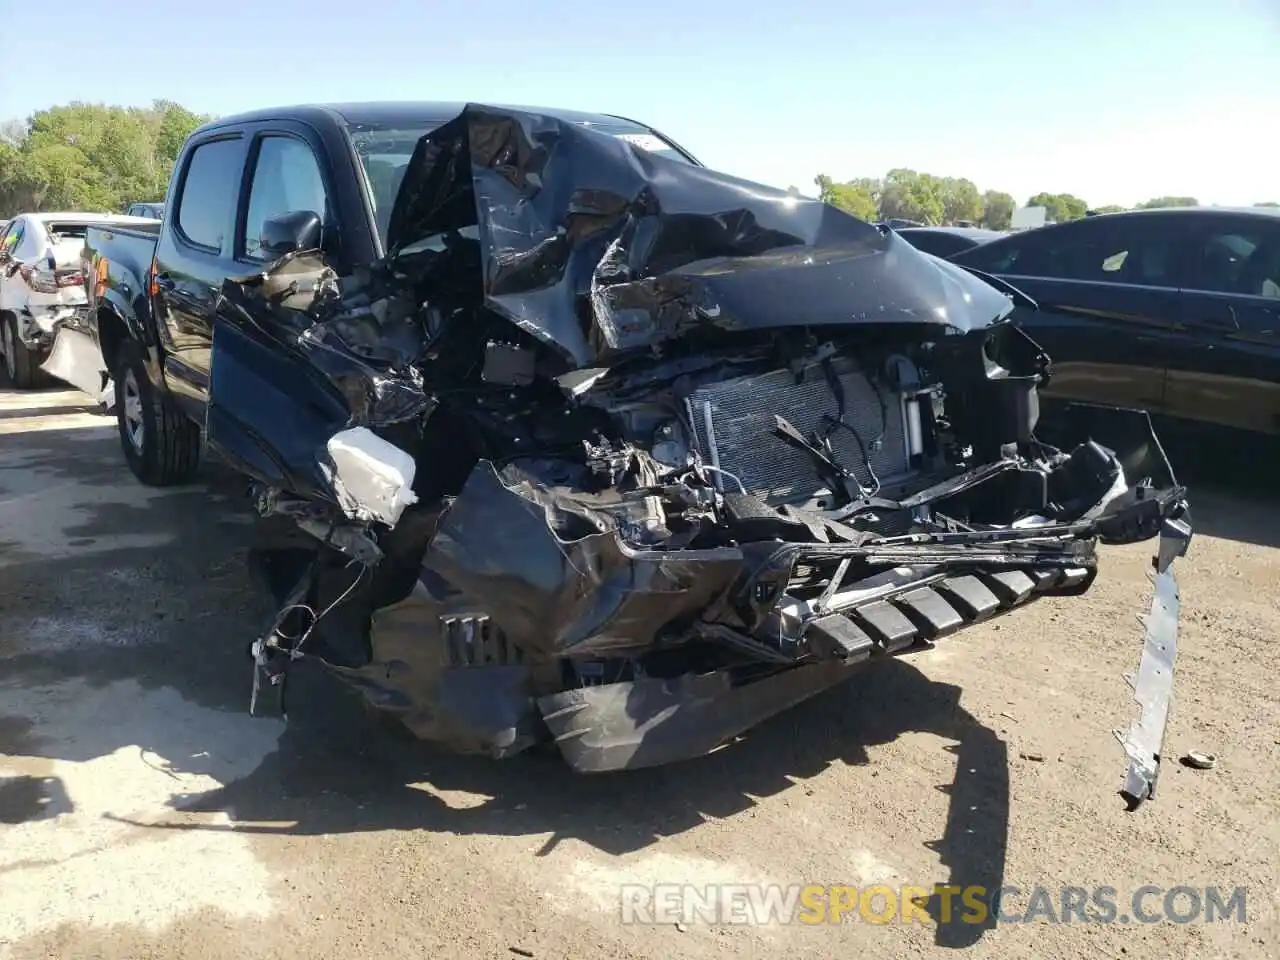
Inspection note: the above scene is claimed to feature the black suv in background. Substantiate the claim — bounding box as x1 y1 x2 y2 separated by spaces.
949 207 1280 439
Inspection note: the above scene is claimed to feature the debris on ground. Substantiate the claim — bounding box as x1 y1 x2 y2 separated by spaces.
1182 751 1218 770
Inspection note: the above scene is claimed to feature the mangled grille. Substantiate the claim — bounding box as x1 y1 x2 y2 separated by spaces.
686 360 913 506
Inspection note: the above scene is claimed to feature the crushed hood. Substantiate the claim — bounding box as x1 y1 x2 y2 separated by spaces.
385 104 1016 368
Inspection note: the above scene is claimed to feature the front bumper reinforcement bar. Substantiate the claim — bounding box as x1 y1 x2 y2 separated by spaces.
1117 514 1192 808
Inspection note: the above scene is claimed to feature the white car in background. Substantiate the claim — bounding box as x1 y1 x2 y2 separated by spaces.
0 211 159 390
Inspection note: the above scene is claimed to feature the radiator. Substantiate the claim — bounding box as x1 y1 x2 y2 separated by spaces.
686 359 914 506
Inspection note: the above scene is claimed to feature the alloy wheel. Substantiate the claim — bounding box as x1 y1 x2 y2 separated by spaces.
122 368 145 452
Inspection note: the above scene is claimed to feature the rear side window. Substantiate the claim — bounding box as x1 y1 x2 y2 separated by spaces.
175 138 243 251
241 136 330 260
1195 221 1280 299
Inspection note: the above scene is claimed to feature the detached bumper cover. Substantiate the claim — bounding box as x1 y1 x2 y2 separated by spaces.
41 323 109 399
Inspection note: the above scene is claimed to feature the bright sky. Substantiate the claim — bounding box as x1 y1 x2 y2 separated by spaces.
1 0 1276 207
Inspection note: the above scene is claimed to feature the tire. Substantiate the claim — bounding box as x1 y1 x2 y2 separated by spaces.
113 338 203 485
1 314 45 389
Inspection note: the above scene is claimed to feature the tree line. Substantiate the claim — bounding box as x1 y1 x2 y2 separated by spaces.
0 101 211 219
812 170 1279 229
3 101 1277 226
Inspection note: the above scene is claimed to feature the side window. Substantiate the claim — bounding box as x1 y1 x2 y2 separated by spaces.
1083 218 1179 286
1014 223 1112 280
1195 222 1280 299
175 138 243 251
1010 218 1179 286
241 136 329 260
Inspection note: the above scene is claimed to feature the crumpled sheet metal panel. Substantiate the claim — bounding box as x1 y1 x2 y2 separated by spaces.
335 579 541 759
405 461 746 659
215 254 432 427
206 288 353 502
207 256 435 507
386 104 1015 369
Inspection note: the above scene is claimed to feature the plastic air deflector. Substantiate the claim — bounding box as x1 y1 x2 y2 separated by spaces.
852 601 918 654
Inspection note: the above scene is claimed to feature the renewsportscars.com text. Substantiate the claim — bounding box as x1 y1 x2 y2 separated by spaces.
619 883 1248 926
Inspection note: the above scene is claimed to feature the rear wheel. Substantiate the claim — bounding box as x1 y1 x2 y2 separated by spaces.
1 314 45 389
113 338 203 485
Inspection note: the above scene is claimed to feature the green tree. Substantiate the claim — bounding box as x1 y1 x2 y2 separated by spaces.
880 168 944 225
980 190 1015 230
938 177 983 225
0 100 214 217
1255 201 1279 208
1026 192 1089 223
814 174 879 221
1137 196 1198 209
1091 204 1127 214
154 103 206 171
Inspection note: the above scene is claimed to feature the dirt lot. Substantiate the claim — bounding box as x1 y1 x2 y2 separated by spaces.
0 387 1276 960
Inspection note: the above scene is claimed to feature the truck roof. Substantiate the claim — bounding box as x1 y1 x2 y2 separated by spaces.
197 100 660 135
21 212 161 225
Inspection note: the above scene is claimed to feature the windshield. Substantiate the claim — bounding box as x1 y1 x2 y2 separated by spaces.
344 116 696 248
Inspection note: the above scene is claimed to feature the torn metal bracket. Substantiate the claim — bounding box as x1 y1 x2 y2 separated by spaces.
1116 514 1191 808
248 562 317 720
814 557 853 615
249 637 290 718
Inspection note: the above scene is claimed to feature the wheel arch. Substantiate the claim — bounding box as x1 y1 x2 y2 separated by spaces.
95 304 130 371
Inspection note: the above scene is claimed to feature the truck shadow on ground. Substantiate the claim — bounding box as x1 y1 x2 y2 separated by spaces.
110 657 1008 949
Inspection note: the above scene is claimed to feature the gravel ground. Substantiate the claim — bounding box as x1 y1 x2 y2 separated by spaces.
0 387 1275 960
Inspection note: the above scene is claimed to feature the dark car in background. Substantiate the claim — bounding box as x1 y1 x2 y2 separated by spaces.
897 226 1004 258
124 202 165 219
948 206 1280 439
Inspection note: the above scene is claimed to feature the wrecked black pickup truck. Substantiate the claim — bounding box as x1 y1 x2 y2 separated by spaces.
72 101 1191 806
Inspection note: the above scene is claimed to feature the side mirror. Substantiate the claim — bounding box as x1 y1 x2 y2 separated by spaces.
259 210 322 259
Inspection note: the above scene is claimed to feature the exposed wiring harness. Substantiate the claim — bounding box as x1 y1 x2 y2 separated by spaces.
816 357 891 500
269 561 368 658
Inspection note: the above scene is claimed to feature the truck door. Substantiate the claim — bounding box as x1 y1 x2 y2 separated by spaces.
152 133 246 411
